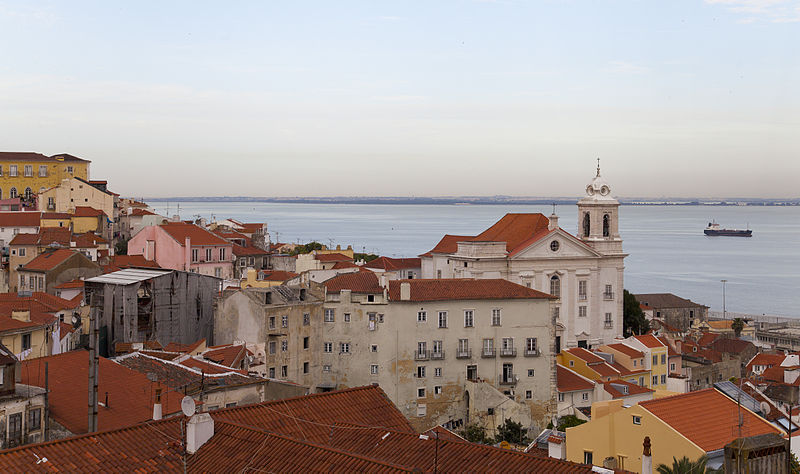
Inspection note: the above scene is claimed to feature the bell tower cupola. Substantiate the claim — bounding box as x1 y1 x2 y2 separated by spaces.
577 159 623 254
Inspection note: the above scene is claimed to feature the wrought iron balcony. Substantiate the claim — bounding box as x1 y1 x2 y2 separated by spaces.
414 350 429 361
524 349 540 357
481 349 496 358
456 349 472 359
498 374 517 385
430 351 445 360
499 348 517 357
603 292 615 300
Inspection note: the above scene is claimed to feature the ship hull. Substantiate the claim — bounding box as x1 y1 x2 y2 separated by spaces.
704 229 752 237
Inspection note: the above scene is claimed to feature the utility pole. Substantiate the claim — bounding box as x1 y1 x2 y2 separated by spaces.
87 292 99 433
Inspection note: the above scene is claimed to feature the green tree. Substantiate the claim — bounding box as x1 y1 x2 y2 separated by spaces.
459 423 490 444
494 418 529 445
114 238 128 256
656 455 716 474
623 289 649 336
353 252 379 262
731 318 745 338
288 241 325 256
556 415 586 431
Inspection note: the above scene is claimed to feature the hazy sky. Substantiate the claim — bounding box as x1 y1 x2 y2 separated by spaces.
1 1 798 198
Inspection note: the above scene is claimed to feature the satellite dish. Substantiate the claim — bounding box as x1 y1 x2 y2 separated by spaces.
181 396 196 417
760 401 771 414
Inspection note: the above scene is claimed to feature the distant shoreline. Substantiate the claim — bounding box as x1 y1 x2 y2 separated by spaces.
140 196 800 206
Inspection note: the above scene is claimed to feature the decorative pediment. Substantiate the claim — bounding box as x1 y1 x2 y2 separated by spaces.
510 229 601 260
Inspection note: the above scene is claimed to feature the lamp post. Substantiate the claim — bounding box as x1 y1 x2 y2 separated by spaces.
721 279 728 320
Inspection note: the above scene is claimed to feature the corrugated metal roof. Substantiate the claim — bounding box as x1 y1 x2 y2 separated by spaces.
86 268 173 285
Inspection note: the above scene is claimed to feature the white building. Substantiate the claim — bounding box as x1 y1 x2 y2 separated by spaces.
421 165 626 350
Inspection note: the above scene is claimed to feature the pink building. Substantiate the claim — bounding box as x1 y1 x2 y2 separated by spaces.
128 222 233 279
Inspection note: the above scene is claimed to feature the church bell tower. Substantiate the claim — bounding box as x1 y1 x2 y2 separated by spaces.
577 159 623 255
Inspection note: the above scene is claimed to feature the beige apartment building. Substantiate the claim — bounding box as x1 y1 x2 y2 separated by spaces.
216 273 557 433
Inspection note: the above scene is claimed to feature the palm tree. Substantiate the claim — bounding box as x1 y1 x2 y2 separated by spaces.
731 318 745 338
656 455 716 474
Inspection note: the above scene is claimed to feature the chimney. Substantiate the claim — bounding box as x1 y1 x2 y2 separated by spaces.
185 237 192 265
12 310 30 322
379 274 388 289
642 436 652 474
547 434 565 459
186 413 215 454
153 388 162 421
400 282 411 301
548 213 559 231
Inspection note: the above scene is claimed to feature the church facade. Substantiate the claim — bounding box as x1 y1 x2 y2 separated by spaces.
420 165 627 349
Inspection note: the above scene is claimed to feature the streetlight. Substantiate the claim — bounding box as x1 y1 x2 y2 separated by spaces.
721 279 728 320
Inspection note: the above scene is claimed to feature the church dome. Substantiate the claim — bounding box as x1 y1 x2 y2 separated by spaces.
583 160 615 201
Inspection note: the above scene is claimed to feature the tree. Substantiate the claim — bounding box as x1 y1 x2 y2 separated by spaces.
114 238 128 256
656 455 716 474
494 418 529 445
288 241 324 256
459 423 490 444
353 252 379 262
731 318 745 338
556 415 586 431
623 289 649 336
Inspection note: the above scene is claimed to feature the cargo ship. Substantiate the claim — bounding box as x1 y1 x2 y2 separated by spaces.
704 221 752 237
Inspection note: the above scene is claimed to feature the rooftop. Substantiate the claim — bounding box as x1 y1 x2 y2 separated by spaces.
160 222 231 247
0 211 41 227
363 256 422 271
603 343 644 359
86 268 173 285
557 365 595 393
20 249 79 272
387 278 553 302
634 293 709 309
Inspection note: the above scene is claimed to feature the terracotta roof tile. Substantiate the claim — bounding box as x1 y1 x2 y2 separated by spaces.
419 234 473 257
633 334 666 349
639 388 782 451
472 213 550 253
20 248 79 271
232 242 268 257
41 212 72 219
601 379 654 398
258 270 299 282
203 344 247 369
603 343 644 359
315 252 353 262
697 332 720 347
709 338 755 355
54 278 85 289
557 365 595 392
102 254 160 273
116 352 252 390
325 271 384 294
160 222 231 247
0 211 40 227
387 279 553 302
634 293 708 309
746 353 786 373
72 206 106 217
364 257 421 271
8 232 39 245
566 347 606 364
130 208 156 216
162 338 205 354
656 336 680 357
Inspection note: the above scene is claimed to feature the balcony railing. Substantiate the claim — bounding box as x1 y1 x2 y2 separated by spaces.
524 349 540 357
498 374 517 385
456 349 472 359
603 292 615 300
481 348 496 358
414 350 429 361
604 322 613 329
578 294 587 301
499 348 517 357
430 351 445 360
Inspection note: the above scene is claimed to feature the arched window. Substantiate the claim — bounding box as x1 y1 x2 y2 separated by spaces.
9 187 17 199
550 275 561 298
582 212 590 237
603 214 610 237
24 187 32 200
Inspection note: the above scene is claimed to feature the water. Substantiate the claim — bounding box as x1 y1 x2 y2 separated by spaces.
151 201 800 317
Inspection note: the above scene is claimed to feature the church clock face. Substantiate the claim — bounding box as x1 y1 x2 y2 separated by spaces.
550 240 560 252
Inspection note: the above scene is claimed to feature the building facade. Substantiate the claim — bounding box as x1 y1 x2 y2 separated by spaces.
0 153 90 205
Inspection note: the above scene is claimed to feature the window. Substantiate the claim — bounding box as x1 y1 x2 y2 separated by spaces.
67 166 74 173
604 313 613 328
303 336 309 349
434 385 442 395
552 306 560 319
417 366 426 378
584 451 593 465
219 248 226 260
558 392 565 402
269 316 276 329
18 248 26 257
343 313 351 323
371 344 378 352
525 338 538 355
340 342 350 354
483 338 494 356
206 248 212 261
652 376 658 385
417 341 427 357
9 164 18 177
192 249 199 262
371 364 379 375
417 387 426 398
632 415 641 425
324 342 333 353
491 309 501 326
466 365 477 381
652 355 658 365
432 340 442 355
569 360 574 367
303 313 310 326
324 309 334 322
303 362 309 374
367 294 375 302
28 408 41 431
526 390 533 399
661 354 666 365
24 187 32 200
417 311 427 322
604 284 613 299
226 402 237 408
281 365 287 377
24 165 33 177
458 338 469 357
528 369 535 377
281 340 288 352
269 367 275 378
378 314 384 323
639 376 645 386
417 404 426 417
550 275 561 298
214 267 221 278
578 280 587 300
582 392 589 401
670 363 676 371
22 333 31 351
437 270 442 278
463 310 474 327
434 367 442 377
0 165 3 175
268 341 276 354
281 315 288 328
438 311 447 328
9 187 17 199
579 306 587 318
322 365 331 373
661 375 667 384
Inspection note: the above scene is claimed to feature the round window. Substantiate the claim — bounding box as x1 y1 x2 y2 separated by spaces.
550 240 560 252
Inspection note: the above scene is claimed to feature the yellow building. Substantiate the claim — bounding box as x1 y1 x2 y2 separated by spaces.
40 212 72 229
565 389 783 472
0 310 56 361
71 206 108 235
596 343 652 387
557 347 651 386
692 319 756 339
241 268 299 288
622 334 670 390
0 152 90 202
39 176 114 217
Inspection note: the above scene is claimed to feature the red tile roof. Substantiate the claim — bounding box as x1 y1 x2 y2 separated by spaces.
258 270 299 282
696 332 720 347
232 242 268 257
632 334 666 349
203 344 247 369
162 338 206 354
604 343 644 359
639 388 782 452
72 206 106 218
419 234 473 257
601 379 654 398
8 232 39 245
20 248 79 272
566 347 606 364
102 254 161 273
0 211 40 227
116 352 251 389
472 213 550 253
325 271 384 294
557 365 595 392
180 357 247 375
130 208 156 216
364 257 422 271
656 336 680 357
160 222 231 247
746 353 786 373
20 350 183 434
316 252 353 262
387 279 553 302
709 337 756 355
41 212 72 219
54 278 85 289
332 261 359 269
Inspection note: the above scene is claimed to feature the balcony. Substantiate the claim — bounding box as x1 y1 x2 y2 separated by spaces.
604 322 613 329
499 348 517 357
430 351 445 360
456 349 472 359
414 350 429 361
498 374 517 385
481 349 496 358
603 292 615 300
578 293 587 301
524 349 540 357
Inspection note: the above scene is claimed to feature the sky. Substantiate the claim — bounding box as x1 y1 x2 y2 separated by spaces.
0 1 798 198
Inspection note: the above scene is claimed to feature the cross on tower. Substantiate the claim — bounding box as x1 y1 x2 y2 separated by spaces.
596 157 601 177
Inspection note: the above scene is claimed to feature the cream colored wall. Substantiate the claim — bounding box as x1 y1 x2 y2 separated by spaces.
40 177 114 217
240 268 282 288
566 400 705 473
0 325 52 360
71 216 101 234
40 217 70 228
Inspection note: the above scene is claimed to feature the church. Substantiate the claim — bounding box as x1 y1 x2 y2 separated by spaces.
420 164 626 349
